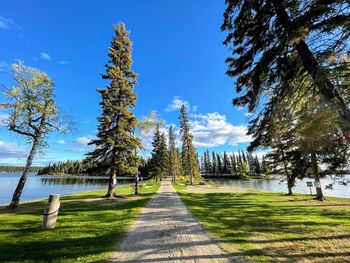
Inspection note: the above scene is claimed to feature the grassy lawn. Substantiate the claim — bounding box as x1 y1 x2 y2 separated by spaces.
0 181 160 263
174 182 350 263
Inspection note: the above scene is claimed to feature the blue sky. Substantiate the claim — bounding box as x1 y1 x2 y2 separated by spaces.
0 0 258 166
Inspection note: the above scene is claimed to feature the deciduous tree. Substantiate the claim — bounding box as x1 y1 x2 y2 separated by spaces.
1 61 65 208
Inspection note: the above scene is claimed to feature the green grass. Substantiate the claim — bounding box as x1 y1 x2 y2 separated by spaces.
0 181 160 263
173 182 350 263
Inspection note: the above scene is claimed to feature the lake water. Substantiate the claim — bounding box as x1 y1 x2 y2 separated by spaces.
0 173 130 206
209 175 350 199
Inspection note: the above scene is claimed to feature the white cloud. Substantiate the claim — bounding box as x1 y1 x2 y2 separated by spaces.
0 16 18 30
244 112 254 117
0 140 28 159
165 96 197 112
40 52 51 61
190 112 252 148
74 136 92 146
59 60 70 65
0 113 9 126
56 140 65 145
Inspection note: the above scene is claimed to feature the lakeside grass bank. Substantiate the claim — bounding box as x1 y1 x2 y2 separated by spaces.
174 182 350 263
0 181 160 263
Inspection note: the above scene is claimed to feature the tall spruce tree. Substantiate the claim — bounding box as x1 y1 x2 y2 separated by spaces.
150 125 168 181
168 125 180 182
206 149 212 175
179 105 199 184
216 153 223 176
212 151 217 176
87 23 140 198
222 151 231 175
230 154 238 177
222 1 350 147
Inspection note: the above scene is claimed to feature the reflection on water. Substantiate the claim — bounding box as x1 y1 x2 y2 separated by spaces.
40 176 109 186
0 173 131 205
209 175 350 199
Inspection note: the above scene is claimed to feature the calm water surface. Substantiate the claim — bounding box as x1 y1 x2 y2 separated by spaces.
0 173 130 205
209 175 350 198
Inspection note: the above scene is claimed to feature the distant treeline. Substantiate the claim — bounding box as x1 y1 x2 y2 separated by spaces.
199 150 266 178
0 166 42 173
37 160 98 176
38 158 151 177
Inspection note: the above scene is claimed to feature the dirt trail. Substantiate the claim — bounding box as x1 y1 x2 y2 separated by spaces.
109 178 232 263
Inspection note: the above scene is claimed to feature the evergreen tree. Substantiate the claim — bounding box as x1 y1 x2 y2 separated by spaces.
206 149 212 175
179 105 199 184
230 154 238 177
168 125 180 182
159 132 168 181
211 151 217 176
246 151 255 176
200 154 205 175
254 156 262 176
87 23 140 198
222 0 350 141
149 125 168 181
222 151 231 175
216 153 223 176
202 151 208 176
241 151 247 164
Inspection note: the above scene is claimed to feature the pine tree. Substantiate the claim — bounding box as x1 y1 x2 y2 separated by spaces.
149 125 168 181
179 105 199 184
200 154 205 175
222 151 231 175
211 151 217 176
205 150 211 175
168 125 180 182
230 154 238 177
254 156 262 176
222 0 350 141
216 154 223 176
87 23 140 198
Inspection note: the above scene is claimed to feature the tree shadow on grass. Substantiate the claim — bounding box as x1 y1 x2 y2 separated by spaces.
0 193 154 262
177 190 350 262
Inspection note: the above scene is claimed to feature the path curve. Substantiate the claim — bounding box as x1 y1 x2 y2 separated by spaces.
109 178 232 263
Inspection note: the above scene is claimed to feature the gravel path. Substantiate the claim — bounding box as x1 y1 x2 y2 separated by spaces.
109 178 232 263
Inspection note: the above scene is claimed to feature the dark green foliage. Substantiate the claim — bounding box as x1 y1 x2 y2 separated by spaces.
216 154 222 176
179 105 200 184
87 23 141 197
149 125 168 181
168 125 180 182
37 160 98 176
222 151 231 175
199 150 263 178
211 151 217 176
0 166 42 173
222 0 350 146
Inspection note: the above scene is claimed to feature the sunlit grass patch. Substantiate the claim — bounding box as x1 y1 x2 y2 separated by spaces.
0 181 160 263
173 182 350 263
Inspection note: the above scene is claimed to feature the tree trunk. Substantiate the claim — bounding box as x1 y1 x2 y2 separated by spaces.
280 146 293 195
187 147 193 185
9 137 40 208
134 173 139 195
311 153 325 201
106 171 116 198
272 2 350 136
